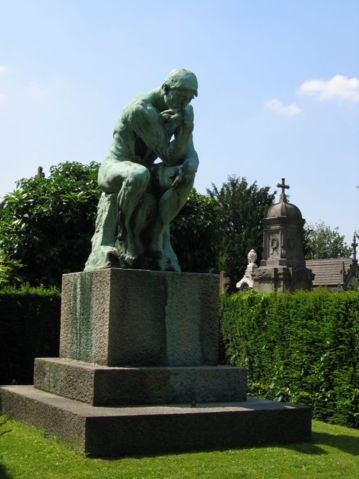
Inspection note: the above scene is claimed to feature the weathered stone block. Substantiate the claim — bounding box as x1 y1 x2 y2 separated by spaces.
60 269 219 366
34 358 247 406
0 385 312 457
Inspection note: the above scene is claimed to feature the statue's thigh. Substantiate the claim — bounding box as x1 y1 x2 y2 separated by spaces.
99 161 147 193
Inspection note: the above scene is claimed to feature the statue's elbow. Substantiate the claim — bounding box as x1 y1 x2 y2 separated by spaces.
185 153 199 173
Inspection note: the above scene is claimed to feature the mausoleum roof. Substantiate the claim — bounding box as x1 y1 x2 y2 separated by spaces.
266 196 303 220
306 258 352 287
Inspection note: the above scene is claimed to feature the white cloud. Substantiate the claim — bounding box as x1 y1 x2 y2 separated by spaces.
265 98 302 117
299 74 359 102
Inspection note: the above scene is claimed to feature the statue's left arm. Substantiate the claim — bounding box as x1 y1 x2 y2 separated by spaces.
171 134 198 188
162 105 197 166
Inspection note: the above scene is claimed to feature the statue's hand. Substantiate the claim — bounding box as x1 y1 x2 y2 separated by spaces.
171 162 194 189
182 105 194 130
160 109 183 130
171 165 183 189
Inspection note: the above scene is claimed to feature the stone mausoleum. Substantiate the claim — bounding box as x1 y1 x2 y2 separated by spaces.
253 179 314 292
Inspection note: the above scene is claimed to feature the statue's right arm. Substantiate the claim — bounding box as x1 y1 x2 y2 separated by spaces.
129 102 170 161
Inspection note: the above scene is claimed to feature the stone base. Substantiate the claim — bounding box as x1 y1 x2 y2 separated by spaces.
60 269 219 366
34 358 247 406
0 385 312 457
253 266 313 292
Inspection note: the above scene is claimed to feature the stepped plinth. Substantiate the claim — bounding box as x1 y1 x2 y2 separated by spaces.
0 269 311 457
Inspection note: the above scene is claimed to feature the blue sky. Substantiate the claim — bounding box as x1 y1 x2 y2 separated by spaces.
1 0 358 245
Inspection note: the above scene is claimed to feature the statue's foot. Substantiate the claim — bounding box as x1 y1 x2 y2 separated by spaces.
137 250 162 270
121 252 138 268
106 249 121 267
84 246 120 270
141 250 180 272
158 249 181 272
160 255 181 272
114 237 143 269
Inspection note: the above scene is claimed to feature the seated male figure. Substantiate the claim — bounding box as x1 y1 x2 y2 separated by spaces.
85 68 199 272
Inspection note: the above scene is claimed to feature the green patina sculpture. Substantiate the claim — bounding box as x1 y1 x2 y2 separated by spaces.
85 69 199 272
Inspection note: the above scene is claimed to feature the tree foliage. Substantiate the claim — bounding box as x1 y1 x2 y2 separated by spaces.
0 162 100 286
304 221 351 259
171 189 220 273
207 176 275 290
0 252 23 287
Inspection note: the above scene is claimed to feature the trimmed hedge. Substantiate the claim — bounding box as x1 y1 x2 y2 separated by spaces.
0 286 61 385
220 289 359 428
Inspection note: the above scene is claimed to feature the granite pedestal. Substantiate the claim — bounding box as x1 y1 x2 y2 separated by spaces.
60 269 219 366
1 386 311 457
34 358 247 405
0 269 311 457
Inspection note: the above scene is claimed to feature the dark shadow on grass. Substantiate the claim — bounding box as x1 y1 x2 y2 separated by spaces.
100 432 359 461
0 464 14 479
94 440 326 461
281 441 326 456
311 431 359 456
283 431 359 457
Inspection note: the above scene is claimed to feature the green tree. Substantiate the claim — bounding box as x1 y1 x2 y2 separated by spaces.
207 176 275 290
0 252 23 287
0 162 100 286
304 222 351 259
171 189 220 273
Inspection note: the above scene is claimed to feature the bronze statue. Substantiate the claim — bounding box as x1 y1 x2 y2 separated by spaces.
85 69 199 272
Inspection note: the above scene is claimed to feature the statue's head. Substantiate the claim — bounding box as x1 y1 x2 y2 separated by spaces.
162 68 198 110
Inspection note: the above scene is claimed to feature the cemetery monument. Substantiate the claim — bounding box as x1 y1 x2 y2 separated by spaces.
236 249 259 291
253 179 314 292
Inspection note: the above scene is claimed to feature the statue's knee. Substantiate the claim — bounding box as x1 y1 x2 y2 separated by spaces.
183 170 195 187
129 168 150 190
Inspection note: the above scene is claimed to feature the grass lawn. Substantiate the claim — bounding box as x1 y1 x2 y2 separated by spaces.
0 417 358 479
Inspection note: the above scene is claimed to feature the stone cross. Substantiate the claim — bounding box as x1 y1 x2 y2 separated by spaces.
352 233 358 263
277 178 289 200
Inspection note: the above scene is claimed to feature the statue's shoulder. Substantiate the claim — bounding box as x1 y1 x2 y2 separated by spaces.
125 90 160 123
